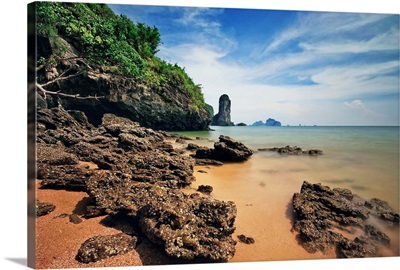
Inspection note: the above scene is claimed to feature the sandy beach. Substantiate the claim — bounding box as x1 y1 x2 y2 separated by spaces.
36 149 399 268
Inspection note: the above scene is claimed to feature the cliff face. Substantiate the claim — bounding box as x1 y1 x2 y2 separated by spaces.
211 94 234 126
35 3 211 131
37 38 211 131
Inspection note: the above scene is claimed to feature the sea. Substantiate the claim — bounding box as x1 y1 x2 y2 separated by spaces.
176 125 400 261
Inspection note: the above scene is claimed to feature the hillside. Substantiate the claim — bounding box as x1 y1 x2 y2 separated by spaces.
34 2 211 131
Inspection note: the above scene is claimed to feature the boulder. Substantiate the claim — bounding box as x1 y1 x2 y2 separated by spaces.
86 173 237 261
292 181 399 258
194 135 253 162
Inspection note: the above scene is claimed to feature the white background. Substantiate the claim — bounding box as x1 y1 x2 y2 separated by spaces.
0 0 398 269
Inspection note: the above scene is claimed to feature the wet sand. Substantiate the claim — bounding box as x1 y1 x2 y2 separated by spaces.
191 153 399 262
192 163 335 262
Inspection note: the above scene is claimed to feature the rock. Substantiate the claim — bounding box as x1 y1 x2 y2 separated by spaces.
36 108 239 262
194 158 224 166
236 122 247 126
292 181 398 258
197 185 213 194
259 145 323 156
213 135 253 162
38 34 211 131
86 174 237 261
37 145 79 165
265 118 281 126
69 214 83 224
237 234 255 244
211 94 234 126
194 135 253 162
36 200 55 217
76 233 138 263
38 163 96 191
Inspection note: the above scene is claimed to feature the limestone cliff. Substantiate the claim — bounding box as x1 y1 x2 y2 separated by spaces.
34 3 211 131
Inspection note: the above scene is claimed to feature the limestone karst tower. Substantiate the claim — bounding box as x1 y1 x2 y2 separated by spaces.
211 94 234 126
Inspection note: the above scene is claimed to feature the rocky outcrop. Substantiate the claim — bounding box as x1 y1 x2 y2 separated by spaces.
211 94 234 126
258 145 323 156
36 200 56 217
194 135 253 162
87 175 237 261
37 36 210 131
36 107 240 262
292 181 399 258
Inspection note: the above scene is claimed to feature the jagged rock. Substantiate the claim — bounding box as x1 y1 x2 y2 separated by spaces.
292 181 398 258
259 145 323 156
197 185 213 194
211 94 234 126
195 135 253 162
36 200 56 217
36 108 241 262
86 172 237 261
38 163 96 191
76 233 138 263
37 145 79 165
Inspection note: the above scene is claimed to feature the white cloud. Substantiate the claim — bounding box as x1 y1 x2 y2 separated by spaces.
344 100 367 110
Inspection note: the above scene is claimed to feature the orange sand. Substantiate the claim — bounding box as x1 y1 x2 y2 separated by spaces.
191 164 336 262
35 157 399 268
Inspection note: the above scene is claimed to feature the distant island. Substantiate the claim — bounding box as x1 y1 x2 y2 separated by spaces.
252 118 282 126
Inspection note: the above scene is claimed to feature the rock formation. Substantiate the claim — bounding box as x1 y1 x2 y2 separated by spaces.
211 94 234 126
265 118 282 126
36 107 240 262
258 145 323 156
193 135 253 162
292 181 399 258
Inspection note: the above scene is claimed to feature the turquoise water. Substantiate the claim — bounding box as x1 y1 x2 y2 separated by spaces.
178 126 400 211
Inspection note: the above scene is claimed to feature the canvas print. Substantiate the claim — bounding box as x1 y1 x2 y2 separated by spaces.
28 1 399 269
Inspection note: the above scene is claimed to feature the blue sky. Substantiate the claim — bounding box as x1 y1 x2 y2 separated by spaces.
109 4 399 126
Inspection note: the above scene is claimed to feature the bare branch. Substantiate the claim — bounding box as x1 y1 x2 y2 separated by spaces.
41 70 86 87
36 83 105 100
36 63 46 71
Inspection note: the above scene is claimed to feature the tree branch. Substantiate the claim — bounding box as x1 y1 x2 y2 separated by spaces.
36 83 105 100
41 70 86 87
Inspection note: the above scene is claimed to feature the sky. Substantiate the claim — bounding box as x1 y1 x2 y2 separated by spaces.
109 4 399 126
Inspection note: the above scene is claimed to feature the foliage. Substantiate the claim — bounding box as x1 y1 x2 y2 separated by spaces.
36 2 206 109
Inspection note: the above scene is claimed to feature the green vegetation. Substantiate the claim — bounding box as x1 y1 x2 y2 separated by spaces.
36 2 206 108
